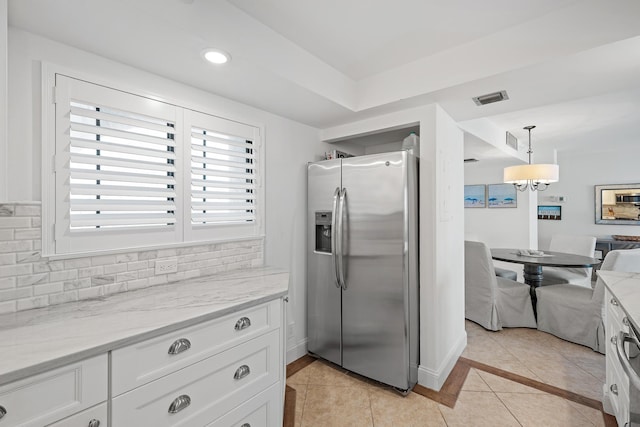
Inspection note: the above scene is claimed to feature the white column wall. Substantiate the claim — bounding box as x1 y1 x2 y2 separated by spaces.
417 105 466 391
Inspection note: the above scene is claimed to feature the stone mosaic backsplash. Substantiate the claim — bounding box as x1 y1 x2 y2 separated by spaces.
0 202 264 313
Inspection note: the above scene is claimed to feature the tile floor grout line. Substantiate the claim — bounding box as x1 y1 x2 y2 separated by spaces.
461 356 604 410
491 390 526 427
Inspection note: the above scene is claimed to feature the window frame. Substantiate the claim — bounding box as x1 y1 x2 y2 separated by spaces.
42 64 265 258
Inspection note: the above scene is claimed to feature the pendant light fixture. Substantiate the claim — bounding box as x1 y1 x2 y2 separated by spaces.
504 125 559 192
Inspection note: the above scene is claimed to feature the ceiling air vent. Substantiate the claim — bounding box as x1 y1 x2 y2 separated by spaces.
472 90 509 106
505 131 518 150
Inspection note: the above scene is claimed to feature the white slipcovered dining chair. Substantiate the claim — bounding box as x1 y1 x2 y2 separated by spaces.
541 234 597 288
463 234 518 280
536 248 640 353
465 240 537 331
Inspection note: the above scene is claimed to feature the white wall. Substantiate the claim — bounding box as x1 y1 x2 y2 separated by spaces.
7 28 325 359
0 0 7 202
464 158 537 278
418 105 466 390
537 144 640 250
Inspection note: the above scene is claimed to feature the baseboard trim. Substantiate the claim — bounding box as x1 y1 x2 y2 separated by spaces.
413 358 470 408
286 337 308 364
286 354 316 378
417 331 467 391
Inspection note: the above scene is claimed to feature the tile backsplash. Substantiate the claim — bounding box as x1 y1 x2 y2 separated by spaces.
0 202 264 313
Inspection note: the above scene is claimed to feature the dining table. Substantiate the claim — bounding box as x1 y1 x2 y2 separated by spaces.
491 248 601 316
490 248 601 288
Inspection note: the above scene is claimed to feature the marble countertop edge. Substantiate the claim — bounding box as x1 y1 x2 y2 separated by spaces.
598 270 640 334
0 267 289 386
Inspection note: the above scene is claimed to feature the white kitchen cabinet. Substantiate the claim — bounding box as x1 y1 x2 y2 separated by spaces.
111 299 280 396
112 329 281 426
46 403 107 427
0 355 107 427
0 269 288 427
206 383 282 427
604 289 631 427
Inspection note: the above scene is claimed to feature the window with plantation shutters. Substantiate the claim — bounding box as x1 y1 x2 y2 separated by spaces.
45 74 262 256
184 110 261 242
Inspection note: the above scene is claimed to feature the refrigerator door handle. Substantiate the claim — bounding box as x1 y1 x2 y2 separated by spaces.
331 187 341 288
337 187 347 290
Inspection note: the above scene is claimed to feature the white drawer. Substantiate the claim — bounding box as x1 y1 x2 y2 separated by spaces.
47 402 107 427
112 329 280 426
0 355 107 427
206 383 282 427
612 382 630 427
607 350 629 405
606 290 629 328
112 299 280 396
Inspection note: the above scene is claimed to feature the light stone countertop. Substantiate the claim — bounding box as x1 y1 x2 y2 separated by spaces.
0 266 289 385
599 270 640 333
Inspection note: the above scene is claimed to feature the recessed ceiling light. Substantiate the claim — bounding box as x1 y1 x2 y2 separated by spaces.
202 49 231 65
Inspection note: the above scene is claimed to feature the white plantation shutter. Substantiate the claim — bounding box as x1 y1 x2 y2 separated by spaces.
53 76 182 254
185 111 261 241
69 102 177 229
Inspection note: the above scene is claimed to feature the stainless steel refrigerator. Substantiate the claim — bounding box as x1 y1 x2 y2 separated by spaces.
307 150 419 392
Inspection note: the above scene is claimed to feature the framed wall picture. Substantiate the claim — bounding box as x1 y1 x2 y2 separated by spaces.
538 205 562 220
464 185 486 208
487 183 517 208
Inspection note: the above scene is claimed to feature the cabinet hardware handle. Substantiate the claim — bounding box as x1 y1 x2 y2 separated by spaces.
241 424 251 427
610 383 618 395
168 395 191 414
0 406 6 420
623 317 630 326
168 338 191 355
235 317 251 331
234 364 251 380
611 298 619 306
88 419 101 427
283 296 289 303
611 336 618 345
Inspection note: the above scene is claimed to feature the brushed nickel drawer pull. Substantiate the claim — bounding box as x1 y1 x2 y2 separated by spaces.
235 317 252 331
610 383 618 396
168 338 191 355
623 317 630 326
611 336 618 346
611 298 619 306
88 419 101 427
241 424 251 427
0 406 6 420
234 364 251 380
168 395 191 414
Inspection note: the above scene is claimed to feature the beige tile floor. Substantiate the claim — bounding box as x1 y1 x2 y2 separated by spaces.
288 321 607 427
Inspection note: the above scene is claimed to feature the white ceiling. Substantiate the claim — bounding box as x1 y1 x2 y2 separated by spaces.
7 0 640 158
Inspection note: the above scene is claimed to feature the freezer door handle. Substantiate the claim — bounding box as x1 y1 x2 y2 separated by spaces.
331 187 341 288
337 187 347 290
